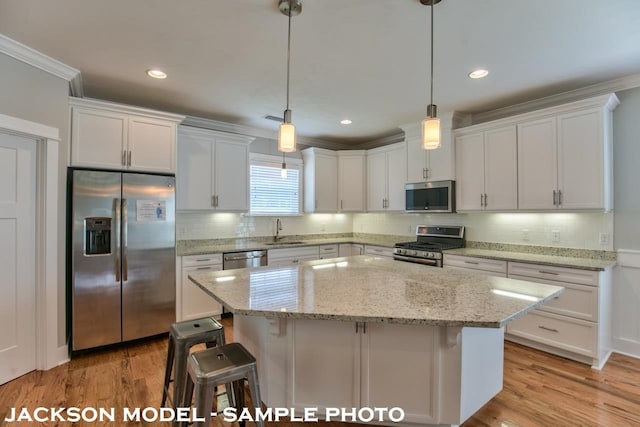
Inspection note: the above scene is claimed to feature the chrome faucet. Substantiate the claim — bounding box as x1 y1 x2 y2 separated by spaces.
274 218 283 241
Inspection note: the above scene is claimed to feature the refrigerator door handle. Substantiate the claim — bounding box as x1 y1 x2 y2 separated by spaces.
114 198 121 282
122 198 128 282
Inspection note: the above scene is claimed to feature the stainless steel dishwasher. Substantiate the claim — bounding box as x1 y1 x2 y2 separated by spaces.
223 250 267 270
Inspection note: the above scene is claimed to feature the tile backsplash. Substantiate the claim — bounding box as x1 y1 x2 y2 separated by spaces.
177 211 614 251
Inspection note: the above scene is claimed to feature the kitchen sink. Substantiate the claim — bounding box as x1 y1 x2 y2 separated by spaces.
264 241 306 245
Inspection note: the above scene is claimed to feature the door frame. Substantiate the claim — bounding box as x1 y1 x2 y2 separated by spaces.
0 112 63 371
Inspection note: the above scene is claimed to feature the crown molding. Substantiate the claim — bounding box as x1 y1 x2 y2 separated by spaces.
0 34 80 82
182 115 345 150
69 97 185 122
350 131 405 150
473 73 640 124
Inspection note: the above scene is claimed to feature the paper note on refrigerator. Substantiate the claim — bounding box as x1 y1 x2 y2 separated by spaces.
136 200 167 221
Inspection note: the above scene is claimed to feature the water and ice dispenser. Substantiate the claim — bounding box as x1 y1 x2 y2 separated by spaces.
84 217 111 255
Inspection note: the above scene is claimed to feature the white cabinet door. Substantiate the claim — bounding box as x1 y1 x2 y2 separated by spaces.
517 117 558 210
176 131 213 210
483 125 517 210
361 323 439 424
181 264 223 320
71 107 127 169
557 108 604 209
455 132 484 210
386 145 406 211
128 115 176 173
290 319 360 411
339 243 364 257
428 128 455 182
338 152 366 212
366 150 387 212
214 139 249 211
315 153 338 212
406 137 428 183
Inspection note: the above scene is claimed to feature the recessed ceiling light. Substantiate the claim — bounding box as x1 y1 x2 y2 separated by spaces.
146 69 167 79
340 119 353 125
468 69 489 79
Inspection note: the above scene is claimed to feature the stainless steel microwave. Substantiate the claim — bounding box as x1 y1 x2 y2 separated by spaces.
405 180 456 213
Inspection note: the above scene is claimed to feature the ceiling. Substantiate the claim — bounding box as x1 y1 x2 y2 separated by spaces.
1 0 640 144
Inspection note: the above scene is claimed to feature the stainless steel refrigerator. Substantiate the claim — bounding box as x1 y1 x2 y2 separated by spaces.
69 169 176 351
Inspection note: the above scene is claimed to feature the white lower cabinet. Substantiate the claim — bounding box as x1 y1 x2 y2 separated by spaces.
289 319 440 424
178 254 223 321
318 244 339 259
339 243 364 257
443 254 507 277
268 246 320 267
364 245 394 258
505 261 612 369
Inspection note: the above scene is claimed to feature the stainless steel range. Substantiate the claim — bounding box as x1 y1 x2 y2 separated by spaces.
393 225 465 267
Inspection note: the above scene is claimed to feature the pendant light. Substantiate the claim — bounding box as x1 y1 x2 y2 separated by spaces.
278 0 301 153
421 0 442 150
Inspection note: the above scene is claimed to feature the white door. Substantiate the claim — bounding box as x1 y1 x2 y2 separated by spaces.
517 117 558 209
214 139 249 211
386 145 407 211
366 151 387 211
0 132 36 385
455 132 485 210
484 125 518 210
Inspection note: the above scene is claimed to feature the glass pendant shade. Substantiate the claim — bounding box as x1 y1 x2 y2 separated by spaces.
278 122 296 152
422 117 441 150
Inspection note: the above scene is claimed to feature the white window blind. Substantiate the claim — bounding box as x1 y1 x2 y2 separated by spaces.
250 156 301 215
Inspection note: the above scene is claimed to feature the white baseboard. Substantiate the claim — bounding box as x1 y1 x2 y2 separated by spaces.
52 345 70 369
613 338 640 360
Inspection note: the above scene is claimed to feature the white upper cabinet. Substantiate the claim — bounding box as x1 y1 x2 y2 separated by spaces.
454 93 618 212
177 126 253 211
338 151 366 212
366 142 406 212
69 97 184 173
302 148 338 212
401 115 463 184
517 95 618 211
455 125 518 211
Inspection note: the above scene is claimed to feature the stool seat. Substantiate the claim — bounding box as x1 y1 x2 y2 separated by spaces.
184 343 263 427
161 317 225 413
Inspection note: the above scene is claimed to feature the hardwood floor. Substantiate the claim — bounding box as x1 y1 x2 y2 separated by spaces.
1 318 639 427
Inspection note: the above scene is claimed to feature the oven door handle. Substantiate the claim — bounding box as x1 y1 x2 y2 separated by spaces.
393 254 439 266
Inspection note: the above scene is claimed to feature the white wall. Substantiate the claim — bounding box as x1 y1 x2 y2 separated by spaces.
0 52 69 349
612 86 640 358
353 211 614 251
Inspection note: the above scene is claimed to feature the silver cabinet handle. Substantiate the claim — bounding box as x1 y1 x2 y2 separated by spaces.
355 322 359 334
196 266 213 270
553 190 557 206
558 190 563 206
292 259 299 264
423 168 427 179
484 194 488 207
341 200 343 210
122 198 128 282
211 195 215 208
127 150 132 167
538 270 559 275
122 151 127 167
114 198 121 282
215 195 219 207
480 193 484 207
538 325 559 333
464 260 479 265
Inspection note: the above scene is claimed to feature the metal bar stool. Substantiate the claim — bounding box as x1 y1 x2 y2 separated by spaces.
161 317 225 411
183 342 263 427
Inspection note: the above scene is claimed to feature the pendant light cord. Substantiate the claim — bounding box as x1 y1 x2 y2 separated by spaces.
285 4 292 111
429 0 434 110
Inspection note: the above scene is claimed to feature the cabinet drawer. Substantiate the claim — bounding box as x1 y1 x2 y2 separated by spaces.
508 262 599 286
319 244 339 259
269 246 319 261
446 265 506 278
182 253 223 267
508 310 597 357
443 255 507 275
509 274 598 322
364 245 394 258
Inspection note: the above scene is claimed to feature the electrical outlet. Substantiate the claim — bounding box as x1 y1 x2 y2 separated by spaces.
551 230 561 242
599 232 610 245
521 228 529 241
408 225 413 233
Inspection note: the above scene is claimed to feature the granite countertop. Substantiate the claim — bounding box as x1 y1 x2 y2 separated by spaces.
178 234 403 256
444 247 615 271
189 255 563 328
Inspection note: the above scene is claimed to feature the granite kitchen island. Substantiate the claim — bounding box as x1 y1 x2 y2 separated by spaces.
189 256 563 427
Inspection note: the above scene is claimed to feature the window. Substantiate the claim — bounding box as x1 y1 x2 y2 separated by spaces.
250 153 302 215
